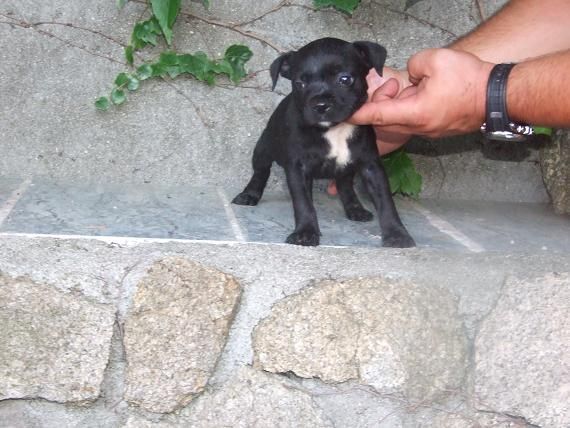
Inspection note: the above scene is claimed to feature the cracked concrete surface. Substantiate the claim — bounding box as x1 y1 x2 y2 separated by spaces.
0 0 548 203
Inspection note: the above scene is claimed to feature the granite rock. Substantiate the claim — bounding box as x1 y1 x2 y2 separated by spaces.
474 273 570 427
182 367 333 428
124 257 241 413
541 130 570 214
0 273 115 403
253 277 468 403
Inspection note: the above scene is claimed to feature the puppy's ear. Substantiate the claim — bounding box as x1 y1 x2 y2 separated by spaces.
270 52 294 90
352 41 387 76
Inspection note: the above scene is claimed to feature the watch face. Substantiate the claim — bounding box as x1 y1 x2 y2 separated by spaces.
485 131 528 142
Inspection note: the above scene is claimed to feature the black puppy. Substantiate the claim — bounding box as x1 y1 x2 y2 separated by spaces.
232 38 415 248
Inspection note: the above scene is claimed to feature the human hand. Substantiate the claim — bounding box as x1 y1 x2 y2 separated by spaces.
351 49 495 139
364 67 413 155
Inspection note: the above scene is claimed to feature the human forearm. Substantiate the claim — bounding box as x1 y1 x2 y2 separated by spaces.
452 0 570 62
507 49 570 127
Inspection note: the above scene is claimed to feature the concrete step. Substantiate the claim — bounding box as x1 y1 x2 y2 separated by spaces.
0 177 568 254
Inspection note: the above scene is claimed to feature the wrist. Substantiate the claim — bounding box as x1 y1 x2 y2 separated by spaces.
481 63 533 141
476 61 495 125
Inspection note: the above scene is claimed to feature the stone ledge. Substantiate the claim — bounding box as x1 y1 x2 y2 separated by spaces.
1 236 569 427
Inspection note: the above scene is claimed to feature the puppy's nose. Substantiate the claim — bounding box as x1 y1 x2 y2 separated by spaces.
312 102 332 114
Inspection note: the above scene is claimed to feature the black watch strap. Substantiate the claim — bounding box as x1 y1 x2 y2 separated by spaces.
483 63 533 141
485 63 516 133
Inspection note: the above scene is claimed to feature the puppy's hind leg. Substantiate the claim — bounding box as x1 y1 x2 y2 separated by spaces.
336 172 373 222
232 144 273 206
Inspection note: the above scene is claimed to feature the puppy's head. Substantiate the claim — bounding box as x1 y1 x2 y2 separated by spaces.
271 38 387 127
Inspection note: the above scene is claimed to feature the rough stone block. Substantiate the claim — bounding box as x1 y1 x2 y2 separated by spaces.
182 367 333 428
253 277 468 403
474 272 570 427
0 273 115 403
541 130 570 214
124 257 241 413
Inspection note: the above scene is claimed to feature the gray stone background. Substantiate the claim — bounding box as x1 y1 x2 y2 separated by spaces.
2 0 552 203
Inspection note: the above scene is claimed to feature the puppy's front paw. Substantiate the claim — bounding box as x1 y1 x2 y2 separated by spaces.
382 231 416 248
232 192 260 206
286 231 320 246
345 206 373 222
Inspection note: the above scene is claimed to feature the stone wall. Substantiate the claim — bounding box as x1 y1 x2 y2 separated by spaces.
1 237 569 427
0 0 551 203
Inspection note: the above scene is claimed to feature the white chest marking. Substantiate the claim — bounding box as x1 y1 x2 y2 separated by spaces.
324 122 355 168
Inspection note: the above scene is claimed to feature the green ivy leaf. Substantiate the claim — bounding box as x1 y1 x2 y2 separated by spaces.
111 88 126 105
117 0 127 9
166 65 183 78
177 52 213 81
151 62 167 77
201 0 210 9
127 76 140 91
125 45 134 65
534 126 553 136
96 45 253 110
131 17 162 50
114 72 130 87
136 64 153 80
211 59 233 76
223 45 253 83
404 0 424 10
159 51 180 66
95 96 110 111
313 0 361 14
381 150 422 198
150 0 181 46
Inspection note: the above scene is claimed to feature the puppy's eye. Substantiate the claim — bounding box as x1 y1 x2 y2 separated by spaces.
294 80 306 89
338 75 354 86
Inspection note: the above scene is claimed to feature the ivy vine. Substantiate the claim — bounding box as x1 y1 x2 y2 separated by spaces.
94 0 367 110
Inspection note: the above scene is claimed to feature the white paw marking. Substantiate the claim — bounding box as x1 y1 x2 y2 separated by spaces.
324 122 355 168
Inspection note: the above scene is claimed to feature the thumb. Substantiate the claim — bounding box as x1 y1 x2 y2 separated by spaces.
349 96 416 127
406 49 437 84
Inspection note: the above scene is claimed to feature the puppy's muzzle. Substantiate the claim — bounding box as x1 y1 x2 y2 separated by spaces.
311 102 332 115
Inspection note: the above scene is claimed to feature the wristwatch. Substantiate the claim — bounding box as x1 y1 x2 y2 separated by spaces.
481 63 533 142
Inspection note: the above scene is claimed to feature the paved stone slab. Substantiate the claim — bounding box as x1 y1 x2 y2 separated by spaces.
124 257 241 413
474 273 570 427
1 181 237 240
3 177 568 254
414 198 570 253
0 178 23 207
253 277 468 402
0 273 115 403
